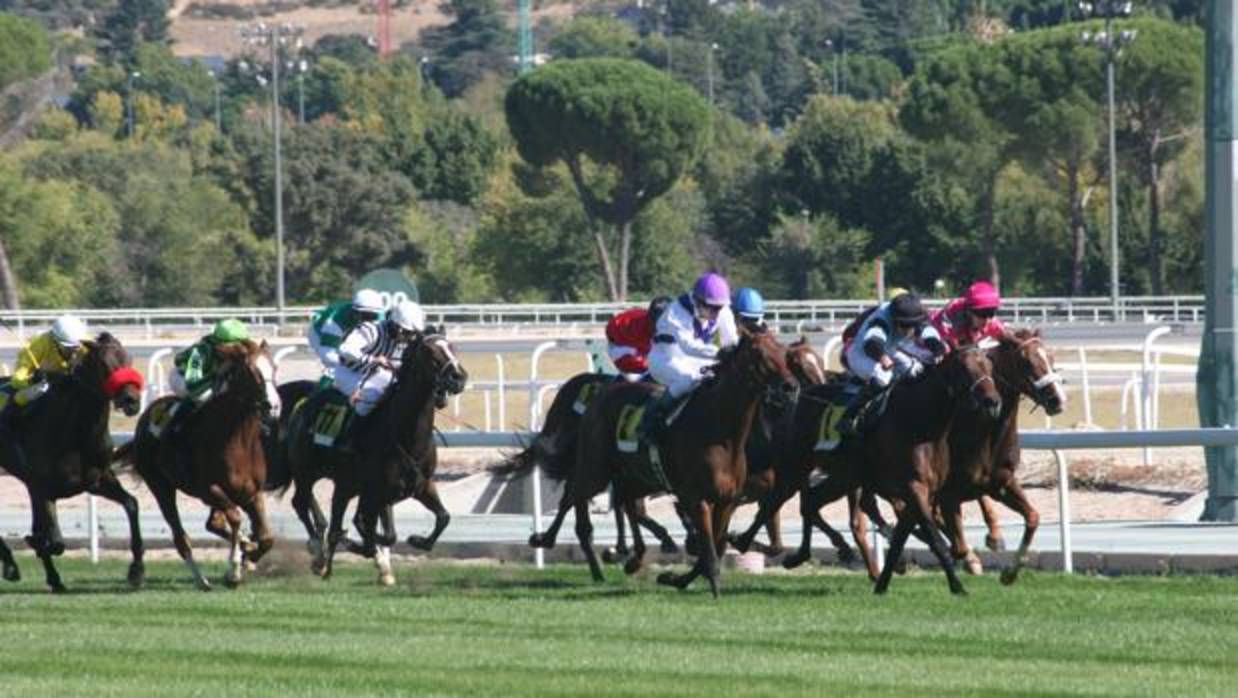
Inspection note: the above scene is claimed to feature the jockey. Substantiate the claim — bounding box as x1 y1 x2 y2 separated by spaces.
6 315 89 410
931 280 1010 350
170 318 252 406
838 293 946 434
605 296 670 382
333 298 426 420
640 272 740 442
733 287 766 332
307 289 386 383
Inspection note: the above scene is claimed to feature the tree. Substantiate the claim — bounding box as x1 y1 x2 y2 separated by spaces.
96 0 169 66
506 58 711 301
0 13 50 90
548 17 638 60
1114 18 1204 294
754 212 872 299
418 0 514 99
406 106 500 204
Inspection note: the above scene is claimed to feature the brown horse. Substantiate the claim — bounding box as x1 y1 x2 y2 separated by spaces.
0 333 144 592
116 339 281 590
569 328 798 597
938 329 1065 583
279 331 467 585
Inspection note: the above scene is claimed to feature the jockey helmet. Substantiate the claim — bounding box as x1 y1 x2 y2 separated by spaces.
692 272 731 308
212 318 249 343
890 293 927 328
51 315 88 348
352 288 385 315
733 287 765 319
963 281 1001 311
388 299 426 333
887 287 910 300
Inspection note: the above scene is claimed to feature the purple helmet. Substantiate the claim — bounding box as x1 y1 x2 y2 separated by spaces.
692 272 731 307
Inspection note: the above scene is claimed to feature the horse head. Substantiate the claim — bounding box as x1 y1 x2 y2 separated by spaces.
214 340 281 417
723 326 799 410
992 329 1066 416
78 332 144 417
397 328 469 406
940 345 1002 419
785 337 829 387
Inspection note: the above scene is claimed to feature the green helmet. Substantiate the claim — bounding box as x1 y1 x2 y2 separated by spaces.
211 318 249 343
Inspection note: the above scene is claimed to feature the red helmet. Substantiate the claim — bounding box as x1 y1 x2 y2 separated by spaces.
963 281 1001 311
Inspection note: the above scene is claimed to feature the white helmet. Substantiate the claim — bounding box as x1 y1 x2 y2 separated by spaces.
351 288 385 315
388 300 426 333
50 315 87 348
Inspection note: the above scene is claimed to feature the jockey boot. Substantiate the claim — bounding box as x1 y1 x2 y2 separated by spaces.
636 391 676 445
838 381 885 437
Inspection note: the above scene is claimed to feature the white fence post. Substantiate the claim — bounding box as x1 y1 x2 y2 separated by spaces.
1077 347 1093 427
1141 326 1171 464
88 494 99 564
1053 450 1072 574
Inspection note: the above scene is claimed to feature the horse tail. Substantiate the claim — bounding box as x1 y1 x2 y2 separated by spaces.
488 429 575 483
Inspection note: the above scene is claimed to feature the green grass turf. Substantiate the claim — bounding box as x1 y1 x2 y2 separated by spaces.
0 556 1235 697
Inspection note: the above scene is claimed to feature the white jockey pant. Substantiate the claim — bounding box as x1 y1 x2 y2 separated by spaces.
648 344 712 398
844 346 918 388
333 365 394 417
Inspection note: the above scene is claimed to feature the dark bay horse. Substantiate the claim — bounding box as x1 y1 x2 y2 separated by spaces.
278 331 467 585
939 329 1065 583
0 333 144 592
116 339 281 590
569 329 798 597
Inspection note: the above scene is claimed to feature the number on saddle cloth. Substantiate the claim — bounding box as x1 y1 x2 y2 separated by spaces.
304 387 353 448
147 398 195 439
572 381 605 416
813 385 851 452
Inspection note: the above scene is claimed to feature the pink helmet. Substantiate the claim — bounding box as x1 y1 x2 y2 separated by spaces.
692 272 731 307
964 281 1001 310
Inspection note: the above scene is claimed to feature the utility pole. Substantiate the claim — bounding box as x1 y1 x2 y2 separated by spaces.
518 0 533 73
209 70 221 131
707 43 718 104
1197 0 1238 522
126 71 140 138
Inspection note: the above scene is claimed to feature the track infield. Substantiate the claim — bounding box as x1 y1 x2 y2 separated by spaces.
1 556 1235 697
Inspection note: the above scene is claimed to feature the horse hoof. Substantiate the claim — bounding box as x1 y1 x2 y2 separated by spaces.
727 533 749 554
1000 569 1018 586
659 540 679 554
528 534 553 550
782 552 809 570
378 573 396 587
48 542 65 557
986 535 1007 552
244 559 257 573
49 581 67 594
127 563 145 589
224 576 241 589
963 552 984 576
656 571 678 587
951 584 969 596
3 564 20 583
836 546 857 565
601 548 620 564
623 558 644 576
406 535 433 552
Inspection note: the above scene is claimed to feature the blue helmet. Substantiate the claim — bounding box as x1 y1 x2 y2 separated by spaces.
733 287 765 319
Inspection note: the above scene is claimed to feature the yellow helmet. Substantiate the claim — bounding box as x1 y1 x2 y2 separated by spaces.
887 287 910 300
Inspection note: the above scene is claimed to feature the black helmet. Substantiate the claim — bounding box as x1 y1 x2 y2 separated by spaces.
891 293 927 327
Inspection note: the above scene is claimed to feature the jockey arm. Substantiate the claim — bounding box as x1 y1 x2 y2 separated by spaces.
338 323 382 373
656 301 720 360
11 334 76 390
172 341 216 400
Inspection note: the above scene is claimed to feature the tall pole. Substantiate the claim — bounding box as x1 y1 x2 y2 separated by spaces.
1106 13 1120 320
297 72 305 125
707 43 716 104
1198 0 1238 522
271 34 286 315
213 80 221 132
126 72 138 138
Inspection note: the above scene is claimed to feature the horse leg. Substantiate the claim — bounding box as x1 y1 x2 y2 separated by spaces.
848 488 880 581
238 491 275 565
223 506 245 588
354 498 393 587
763 510 784 557
23 486 65 593
320 489 351 581
90 471 145 588
149 480 211 591
658 500 716 595
530 483 573 549
621 499 647 575
873 513 915 595
0 535 18 582
574 497 605 583
291 480 326 561
730 477 795 554
993 482 1039 586
939 498 982 575
909 483 967 595
809 509 856 564
602 488 629 563
979 495 1007 552
632 500 679 554
861 491 894 540
407 481 451 551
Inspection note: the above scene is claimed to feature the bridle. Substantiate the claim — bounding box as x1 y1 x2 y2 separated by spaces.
992 335 1064 412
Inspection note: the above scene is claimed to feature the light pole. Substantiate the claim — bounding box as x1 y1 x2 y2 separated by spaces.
125 71 140 138
294 58 308 124
825 39 839 95
241 22 304 317
208 70 222 132
661 2 672 76
707 43 718 104
1078 1 1136 319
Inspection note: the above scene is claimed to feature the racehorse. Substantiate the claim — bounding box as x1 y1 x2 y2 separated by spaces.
0 333 144 592
278 331 467 585
568 328 798 597
116 339 281 590
938 329 1065 583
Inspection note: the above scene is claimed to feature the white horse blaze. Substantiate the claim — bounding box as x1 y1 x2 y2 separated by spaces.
257 354 281 414
433 338 461 372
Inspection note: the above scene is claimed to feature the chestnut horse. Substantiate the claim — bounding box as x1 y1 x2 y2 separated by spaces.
278 331 467 585
117 339 281 590
0 333 144 592
938 329 1065 584
569 328 798 597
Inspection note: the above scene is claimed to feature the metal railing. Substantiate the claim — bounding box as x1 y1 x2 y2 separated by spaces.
75 426 1235 573
0 295 1207 337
